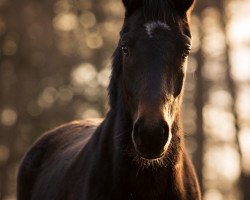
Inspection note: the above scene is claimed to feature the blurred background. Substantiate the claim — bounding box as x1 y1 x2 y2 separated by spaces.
0 0 249 199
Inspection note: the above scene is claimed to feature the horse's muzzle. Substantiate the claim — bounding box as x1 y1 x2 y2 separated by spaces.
132 118 170 159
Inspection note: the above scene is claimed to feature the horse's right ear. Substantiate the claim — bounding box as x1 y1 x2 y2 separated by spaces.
173 0 195 13
122 0 142 16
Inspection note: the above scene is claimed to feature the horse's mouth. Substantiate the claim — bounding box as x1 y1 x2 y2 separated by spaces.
132 134 172 161
132 150 168 168
135 150 165 160
131 139 172 168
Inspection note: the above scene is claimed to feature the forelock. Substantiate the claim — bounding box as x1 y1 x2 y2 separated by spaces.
144 21 170 38
143 0 174 22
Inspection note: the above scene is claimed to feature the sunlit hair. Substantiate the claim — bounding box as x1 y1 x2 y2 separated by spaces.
143 0 173 22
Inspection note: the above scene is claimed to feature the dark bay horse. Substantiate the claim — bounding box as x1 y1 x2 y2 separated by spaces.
17 0 201 199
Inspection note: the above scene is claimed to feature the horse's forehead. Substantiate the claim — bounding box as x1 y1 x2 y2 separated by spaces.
144 21 170 38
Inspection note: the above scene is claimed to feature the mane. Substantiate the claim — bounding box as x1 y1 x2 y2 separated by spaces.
108 46 123 110
142 0 175 22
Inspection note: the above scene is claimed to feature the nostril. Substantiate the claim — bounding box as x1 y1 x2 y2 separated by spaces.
133 121 142 146
160 120 169 141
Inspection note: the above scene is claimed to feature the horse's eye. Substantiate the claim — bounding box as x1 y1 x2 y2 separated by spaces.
182 45 191 59
182 51 190 59
121 45 129 55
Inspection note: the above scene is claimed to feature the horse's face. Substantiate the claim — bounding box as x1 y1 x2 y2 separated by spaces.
120 0 193 160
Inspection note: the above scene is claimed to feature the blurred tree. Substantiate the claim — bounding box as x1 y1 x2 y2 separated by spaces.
219 0 250 199
192 1 205 194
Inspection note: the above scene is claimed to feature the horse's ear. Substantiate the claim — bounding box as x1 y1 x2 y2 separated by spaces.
122 0 142 15
173 0 195 13
122 0 131 10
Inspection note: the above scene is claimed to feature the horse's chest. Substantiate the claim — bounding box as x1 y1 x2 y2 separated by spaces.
110 175 176 200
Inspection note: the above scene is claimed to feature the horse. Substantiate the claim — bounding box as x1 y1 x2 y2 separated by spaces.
17 0 201 199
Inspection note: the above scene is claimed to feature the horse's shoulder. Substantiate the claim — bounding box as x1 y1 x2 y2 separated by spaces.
17 119 103 200
21 120 102 169
22 118 103 163
35 118 103 146
44 118 103 138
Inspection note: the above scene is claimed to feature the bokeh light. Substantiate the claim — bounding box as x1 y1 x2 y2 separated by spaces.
0 108 18 127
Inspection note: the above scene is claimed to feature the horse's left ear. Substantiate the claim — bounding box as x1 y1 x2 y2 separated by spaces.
173 0 195 13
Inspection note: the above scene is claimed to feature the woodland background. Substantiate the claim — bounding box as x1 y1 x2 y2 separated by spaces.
0 0 250 199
